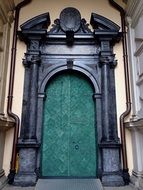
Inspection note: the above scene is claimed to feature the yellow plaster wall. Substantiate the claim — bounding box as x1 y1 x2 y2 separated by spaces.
3 0 133 176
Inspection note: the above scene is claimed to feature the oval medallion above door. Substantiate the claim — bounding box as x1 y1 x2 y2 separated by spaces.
41 71 97 177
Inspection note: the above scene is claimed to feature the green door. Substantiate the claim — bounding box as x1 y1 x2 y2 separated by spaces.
41 72 96 177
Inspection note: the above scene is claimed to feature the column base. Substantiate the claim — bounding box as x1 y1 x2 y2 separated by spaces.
102 172 124 186
100 142 124 186
14 172 37 186
122 169 130 185
130 170 143 190
13 147 38 186
0 169 7 189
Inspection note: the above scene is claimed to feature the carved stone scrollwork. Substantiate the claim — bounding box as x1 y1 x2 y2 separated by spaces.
81 19 92 33
49 7 92 36
49 19 60 33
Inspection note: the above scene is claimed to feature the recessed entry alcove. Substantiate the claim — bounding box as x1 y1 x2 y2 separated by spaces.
14 7 124 187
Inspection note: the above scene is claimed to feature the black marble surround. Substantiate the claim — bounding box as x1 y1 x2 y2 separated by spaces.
14 8 124 186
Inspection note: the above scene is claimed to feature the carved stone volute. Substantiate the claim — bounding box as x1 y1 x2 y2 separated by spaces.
49 7 92 40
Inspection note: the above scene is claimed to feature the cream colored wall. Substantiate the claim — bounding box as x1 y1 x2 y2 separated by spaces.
3 0 133 176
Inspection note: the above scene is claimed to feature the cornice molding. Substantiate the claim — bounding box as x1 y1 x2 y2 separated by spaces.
0 0 14 24
0 115 15 131
126 0 143 28
126 0 139 16
125 118 143 131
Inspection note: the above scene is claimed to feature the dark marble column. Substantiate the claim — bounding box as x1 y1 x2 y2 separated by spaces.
99 41 124 186
14 53 41 186
100 41 118 142
13 13 50 186
27 55 40 140
93 93 102 178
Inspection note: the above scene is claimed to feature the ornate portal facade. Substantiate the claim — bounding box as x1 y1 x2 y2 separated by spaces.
1 1 143 189
13 7 123 186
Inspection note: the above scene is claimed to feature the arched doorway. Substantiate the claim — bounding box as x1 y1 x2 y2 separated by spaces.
41 71 97 177
15 8 124 186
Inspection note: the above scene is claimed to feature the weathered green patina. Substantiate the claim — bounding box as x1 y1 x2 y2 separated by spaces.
41 72 96 177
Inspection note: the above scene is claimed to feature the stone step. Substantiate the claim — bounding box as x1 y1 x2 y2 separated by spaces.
35 179 104 190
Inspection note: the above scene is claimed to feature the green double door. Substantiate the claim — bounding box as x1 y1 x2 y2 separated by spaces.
41 72 96 177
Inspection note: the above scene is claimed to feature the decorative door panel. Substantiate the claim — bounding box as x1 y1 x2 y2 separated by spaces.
41 72 96 177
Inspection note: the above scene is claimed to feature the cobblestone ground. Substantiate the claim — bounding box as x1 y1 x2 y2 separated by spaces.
2 184 137 190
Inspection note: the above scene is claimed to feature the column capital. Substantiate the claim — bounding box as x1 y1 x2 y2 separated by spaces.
23 54 41 67
99 54 117 68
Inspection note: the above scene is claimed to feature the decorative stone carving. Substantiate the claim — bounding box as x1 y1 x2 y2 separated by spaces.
60 7 81 33
50 7 91 44
49 8 91 35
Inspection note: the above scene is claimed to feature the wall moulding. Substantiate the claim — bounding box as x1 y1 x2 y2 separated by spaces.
0 0 14 24
126 0 143 28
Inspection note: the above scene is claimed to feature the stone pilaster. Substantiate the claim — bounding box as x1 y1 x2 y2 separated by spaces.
14 54 41 186
14 13 50 186
23 54 40 141
99 41 124 186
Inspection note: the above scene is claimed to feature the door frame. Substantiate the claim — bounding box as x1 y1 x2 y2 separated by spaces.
38 66 102 178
